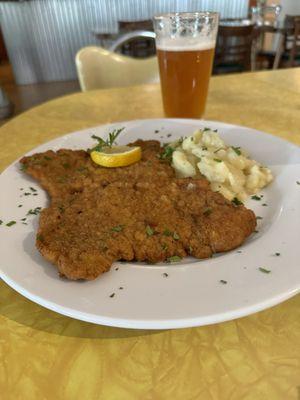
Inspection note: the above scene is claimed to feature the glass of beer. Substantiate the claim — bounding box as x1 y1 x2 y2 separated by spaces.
153 12 219 118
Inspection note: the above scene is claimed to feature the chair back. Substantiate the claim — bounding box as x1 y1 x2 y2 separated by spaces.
75 46 159 91
116 20 155 58
283 15 300 67
214 23 254 73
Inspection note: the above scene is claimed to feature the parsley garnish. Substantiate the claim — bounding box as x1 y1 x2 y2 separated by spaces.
173 232 180 240
258 267 271 274
203 207 212 216
202 146 208 151
146 225 154 236
6 221 16 227
111 225 124 232
251 195 261 200
232 197 243 206
162 273 169 277
163 229 172 236
27 207 42 216
167 133 172 138
29 187 37 192
44 156 52 161
154 130 159 134
256 216 263 220
18 205 23 208
214 158 222 163
231 146 241 156
188 246 193 253
109 293 115 298
62 163 70 169
0 220 2 225
20 164 27 171
220 279 227 284
214 148 223 154
162 243 168 250
158 145 174 162
90 128 124 152
36 234 44 242
262 203 268 206
275 252 281 256
296 181 300 185
167 255 182 263
203 127 211 132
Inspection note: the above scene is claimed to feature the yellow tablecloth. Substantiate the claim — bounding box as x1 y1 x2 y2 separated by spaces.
1 69 300 400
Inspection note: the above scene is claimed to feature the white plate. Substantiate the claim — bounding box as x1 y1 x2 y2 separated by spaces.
1 119 300 329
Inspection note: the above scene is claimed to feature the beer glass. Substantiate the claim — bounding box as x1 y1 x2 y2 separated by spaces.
153 12 219 118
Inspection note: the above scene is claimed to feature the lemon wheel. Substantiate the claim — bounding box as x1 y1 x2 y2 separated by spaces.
90 145 142 168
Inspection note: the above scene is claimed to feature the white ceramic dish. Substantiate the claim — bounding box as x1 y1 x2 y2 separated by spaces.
1 119 299 329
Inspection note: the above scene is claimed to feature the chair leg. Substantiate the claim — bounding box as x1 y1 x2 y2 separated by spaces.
273 34 284 69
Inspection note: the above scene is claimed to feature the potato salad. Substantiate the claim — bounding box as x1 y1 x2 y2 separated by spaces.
171 128 273 201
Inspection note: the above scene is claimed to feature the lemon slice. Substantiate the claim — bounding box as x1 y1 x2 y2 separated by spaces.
90 145 142 168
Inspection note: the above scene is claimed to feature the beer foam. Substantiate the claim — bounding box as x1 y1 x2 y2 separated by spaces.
156 37 215 51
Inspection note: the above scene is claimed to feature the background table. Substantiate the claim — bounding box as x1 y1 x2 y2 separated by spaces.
1 68 300 400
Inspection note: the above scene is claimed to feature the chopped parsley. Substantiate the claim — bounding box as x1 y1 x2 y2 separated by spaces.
109 293 115 298
188 246 193 253
256 216 263 220
202 146 208 151
203 207 212 216
20 164 27 171
44 156 52 161
173 232 180 240
213 158 222 163
214 148 223 154
231 146 241 156
163 229 172 236
29 187 37 192
36 234 44 241
111 225 124 232
232 197 243 206
167 255 182 263
262 203 268 207
90 127 124 152
24 192 31 196
167 133 172 138
0 220 2 225
251 195 261 201
18 205 23 208
6 221 16 227
21 218 27 221
220 279 227 284
258 267 271 274
62 163 70 169
162 273 169 277
146 225 154 236
162 243 168 250
203 127 211 132
158 145 174 162
296 181 300 185
154 130 159 134
119 287 124 290
27 207 42 216
275 252 281 256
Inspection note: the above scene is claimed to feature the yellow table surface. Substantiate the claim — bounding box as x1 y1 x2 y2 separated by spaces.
1 68 300 400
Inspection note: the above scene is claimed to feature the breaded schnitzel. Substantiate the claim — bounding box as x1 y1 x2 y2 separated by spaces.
20 140 256 280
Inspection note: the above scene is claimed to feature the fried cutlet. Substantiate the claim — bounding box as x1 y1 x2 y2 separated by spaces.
20 140 256 280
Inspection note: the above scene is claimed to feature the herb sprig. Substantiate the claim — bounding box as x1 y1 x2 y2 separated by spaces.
90 128 124 152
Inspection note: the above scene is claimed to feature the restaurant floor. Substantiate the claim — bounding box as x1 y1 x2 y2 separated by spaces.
0 62 79 127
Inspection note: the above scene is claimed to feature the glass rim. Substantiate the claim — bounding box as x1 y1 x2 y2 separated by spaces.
153 11 219 21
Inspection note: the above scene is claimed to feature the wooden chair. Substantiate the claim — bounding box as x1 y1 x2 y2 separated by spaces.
75 46 158 91
116 20 155 58
275 15 300 68
213 23 255 74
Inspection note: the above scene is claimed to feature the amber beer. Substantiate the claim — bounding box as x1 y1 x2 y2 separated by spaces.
157 44 215 118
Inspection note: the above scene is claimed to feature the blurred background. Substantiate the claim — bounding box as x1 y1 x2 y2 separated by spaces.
1 0 299 123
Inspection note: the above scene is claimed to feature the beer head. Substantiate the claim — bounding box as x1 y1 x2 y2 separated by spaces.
153 12 219 51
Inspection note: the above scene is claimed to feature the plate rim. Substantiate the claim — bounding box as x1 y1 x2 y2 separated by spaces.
1 118 300 329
